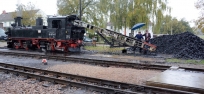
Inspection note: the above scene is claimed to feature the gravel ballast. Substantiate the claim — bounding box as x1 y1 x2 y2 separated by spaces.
150 32 204 59
0 72 98 94
48 63 161 85
0 72 62 94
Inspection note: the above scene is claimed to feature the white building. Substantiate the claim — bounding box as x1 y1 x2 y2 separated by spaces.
0 10 15 28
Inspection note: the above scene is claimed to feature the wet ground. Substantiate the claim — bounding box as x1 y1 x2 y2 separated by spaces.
146 70 204 93
148 70 204 89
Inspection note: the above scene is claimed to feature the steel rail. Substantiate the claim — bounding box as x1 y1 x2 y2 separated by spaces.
0 51 170 70
0 51 204 73
0 62 194 94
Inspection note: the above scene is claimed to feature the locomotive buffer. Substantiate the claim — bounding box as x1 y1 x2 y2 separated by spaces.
74 20 157 52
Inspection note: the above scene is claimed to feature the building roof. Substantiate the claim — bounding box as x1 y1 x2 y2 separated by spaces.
0 11 14 22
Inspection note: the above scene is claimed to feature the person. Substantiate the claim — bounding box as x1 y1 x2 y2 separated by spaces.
135 32 143 53
143 30 151 54
143 30 151 42
135 31 143 40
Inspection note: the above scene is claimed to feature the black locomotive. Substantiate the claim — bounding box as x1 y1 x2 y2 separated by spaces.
6 15 85 52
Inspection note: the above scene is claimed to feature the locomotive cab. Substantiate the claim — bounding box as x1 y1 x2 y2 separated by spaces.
46 15 85 51
47 15 85 40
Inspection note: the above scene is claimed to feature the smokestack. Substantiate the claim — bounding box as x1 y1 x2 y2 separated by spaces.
15 17 23 26
36 17 43 26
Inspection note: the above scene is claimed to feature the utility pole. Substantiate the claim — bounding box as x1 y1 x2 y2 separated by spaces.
124 17 126 36
123 17 126 35
79 0 82 20
17 0 22 17
171 22 172 35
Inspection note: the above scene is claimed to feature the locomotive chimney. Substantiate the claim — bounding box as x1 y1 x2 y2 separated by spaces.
15 17 23 26
36 17 43 26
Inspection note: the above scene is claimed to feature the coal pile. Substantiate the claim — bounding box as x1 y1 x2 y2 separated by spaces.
150 32 204 59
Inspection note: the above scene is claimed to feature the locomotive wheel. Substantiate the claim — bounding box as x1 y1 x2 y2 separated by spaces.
7 42 13 48
13 45 19 49
23 43 29 50
12 42 19 49
40 47 49 52
41 48 46 52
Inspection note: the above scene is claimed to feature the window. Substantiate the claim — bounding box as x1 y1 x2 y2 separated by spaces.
52 20 62 28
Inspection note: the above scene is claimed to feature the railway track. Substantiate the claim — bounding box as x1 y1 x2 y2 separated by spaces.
0 51 204 73
0 51 170 70
0 62 193 94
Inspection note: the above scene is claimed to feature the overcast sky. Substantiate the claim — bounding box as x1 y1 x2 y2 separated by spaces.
0 0 200 27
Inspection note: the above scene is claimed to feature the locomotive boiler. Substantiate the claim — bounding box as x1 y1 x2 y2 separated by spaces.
6 15 85 52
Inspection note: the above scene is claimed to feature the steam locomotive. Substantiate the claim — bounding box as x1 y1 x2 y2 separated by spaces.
5 15 85 52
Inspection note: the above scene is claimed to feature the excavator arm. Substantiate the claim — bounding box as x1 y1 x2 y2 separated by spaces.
74 20 156 52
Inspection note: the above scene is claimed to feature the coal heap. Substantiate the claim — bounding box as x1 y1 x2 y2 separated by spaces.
150 32 204 59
